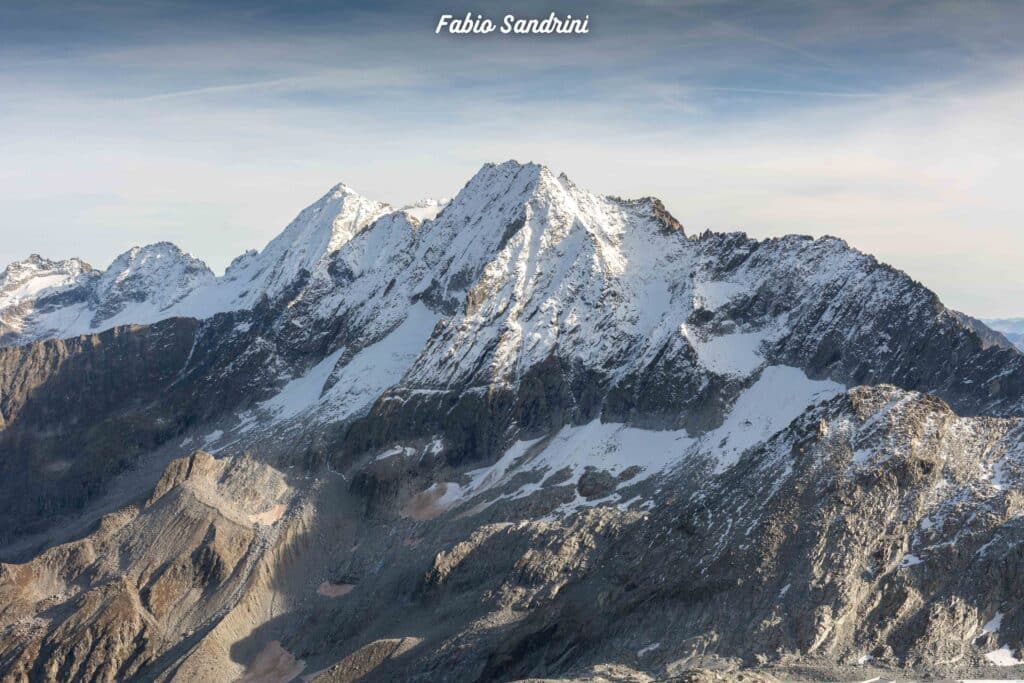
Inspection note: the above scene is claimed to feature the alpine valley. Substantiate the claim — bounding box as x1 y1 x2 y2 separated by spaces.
2 161 1024 682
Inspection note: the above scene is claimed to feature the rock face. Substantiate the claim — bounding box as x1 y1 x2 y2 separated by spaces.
1 161 1024 681
0 319 201 542
0 451 292 682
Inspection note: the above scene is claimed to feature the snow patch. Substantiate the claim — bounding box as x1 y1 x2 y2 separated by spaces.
429 420 698 516
984 612 1004 635
900 553 923 567
401 198 449 222
258 348 347 421
202 430 224 448
706 365 843 469
693 279 746 310
317 303 439 420
637 642 661 657
249 303 439 426
374 446 416 462
985 645 1023 666
682 325 768 377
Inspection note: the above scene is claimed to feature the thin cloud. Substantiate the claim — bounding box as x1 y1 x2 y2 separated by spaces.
696 85 937 100
126 75 326 102
123 67 419 103
709 18 849 72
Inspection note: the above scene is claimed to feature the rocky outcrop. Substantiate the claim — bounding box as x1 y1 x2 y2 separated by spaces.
0 452 292 682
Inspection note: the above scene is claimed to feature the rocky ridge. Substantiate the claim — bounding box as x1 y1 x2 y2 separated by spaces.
1 161 1023 681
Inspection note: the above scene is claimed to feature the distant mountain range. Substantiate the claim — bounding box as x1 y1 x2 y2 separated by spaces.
2 161 1024 682
985 317 1024 351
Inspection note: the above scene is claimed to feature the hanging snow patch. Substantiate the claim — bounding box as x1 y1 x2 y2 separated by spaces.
706 365 843 469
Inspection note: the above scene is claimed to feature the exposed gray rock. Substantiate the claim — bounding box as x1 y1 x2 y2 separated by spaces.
577 469 618 499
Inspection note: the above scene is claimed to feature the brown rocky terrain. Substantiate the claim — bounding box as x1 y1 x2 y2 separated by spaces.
3 385 1024 681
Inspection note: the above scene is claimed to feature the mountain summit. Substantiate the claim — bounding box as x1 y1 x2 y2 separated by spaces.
1 162 1024 681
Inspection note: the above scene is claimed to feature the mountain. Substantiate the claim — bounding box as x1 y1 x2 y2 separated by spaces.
1 161 1024 681
985 317 1024 351
90 243 216 327
0 244 213 346
951 311 1017 351
0 184 389 346
0 254 98 343
202 182 392 314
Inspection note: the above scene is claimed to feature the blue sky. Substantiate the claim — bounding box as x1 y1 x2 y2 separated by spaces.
2 0 1022 316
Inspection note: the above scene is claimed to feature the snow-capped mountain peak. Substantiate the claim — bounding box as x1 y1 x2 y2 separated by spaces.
0 255 99 343
89 242 215 326
217 181 392 308
0 243 218 344
296 182 391 255
0 254 95 307
395 160 695 385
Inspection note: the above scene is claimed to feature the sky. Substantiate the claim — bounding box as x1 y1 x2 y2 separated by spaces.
1 0 1022 317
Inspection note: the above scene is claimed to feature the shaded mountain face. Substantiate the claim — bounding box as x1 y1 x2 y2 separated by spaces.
1 161 1024 682
0 319 201 541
